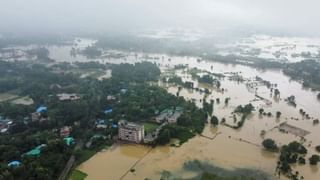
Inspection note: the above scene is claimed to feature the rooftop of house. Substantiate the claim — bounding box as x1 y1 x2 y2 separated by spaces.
169 111 182 119
57 93 80 101
25 144 47 156
8 161 21 168
36 106 47 113
118 120 143 131
104 107 113 114
64 137 74 146
96 119 107 125
107 95 116 100
156 107 184 119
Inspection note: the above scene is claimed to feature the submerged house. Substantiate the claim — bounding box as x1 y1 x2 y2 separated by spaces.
118 120 144 143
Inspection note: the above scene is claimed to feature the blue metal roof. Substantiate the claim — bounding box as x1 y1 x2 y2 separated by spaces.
8 160 21 168
36 106 47 113
104 108 113 114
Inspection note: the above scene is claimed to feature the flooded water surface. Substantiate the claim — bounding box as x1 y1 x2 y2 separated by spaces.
75 52 320 179
2 38 320 179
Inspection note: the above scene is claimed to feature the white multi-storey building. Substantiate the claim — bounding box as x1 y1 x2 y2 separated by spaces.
118 120 144 143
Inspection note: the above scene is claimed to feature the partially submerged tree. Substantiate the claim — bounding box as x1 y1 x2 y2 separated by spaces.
309 155 320 165
276 111 282 118
259 108 264 115
211 116 219 126
262 138 278 151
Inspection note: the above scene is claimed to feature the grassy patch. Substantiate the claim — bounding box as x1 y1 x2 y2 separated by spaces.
69 170 88 180
75 149 97 165
143 122 159 134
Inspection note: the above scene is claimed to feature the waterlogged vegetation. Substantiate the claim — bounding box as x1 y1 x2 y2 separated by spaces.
182 160 270 180
283 60 320 90
93 35 320 90
262 138 279 152
201 172 255 180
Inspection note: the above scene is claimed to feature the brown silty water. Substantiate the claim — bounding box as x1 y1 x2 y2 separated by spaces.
77 54 320 180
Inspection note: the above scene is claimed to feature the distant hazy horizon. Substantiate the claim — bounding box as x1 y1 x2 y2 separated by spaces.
0 0 320 36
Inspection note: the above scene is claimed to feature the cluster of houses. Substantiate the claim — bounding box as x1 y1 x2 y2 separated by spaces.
1 105 48 134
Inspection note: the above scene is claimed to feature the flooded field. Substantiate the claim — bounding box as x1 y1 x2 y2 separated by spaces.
76 53 319 179
217 35 320 62
1 38 320 179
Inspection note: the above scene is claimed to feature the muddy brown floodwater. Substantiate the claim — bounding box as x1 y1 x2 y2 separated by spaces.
76 53 320 180
6 41 319 179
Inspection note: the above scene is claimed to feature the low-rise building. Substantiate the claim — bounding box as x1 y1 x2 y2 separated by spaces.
31 112 48 122
118 120 144 143
107 95 116 101
155 111 170 123
57 93 80 101
167 111 182 124
60 126 72 137
155 107 183 124
31 112 41 122
95 119 108 129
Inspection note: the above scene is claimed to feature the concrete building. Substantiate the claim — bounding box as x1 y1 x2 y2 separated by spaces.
155 107 183 124
31 112 41 122
167 111 182 124
57 93 80 101
118 120 144 143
